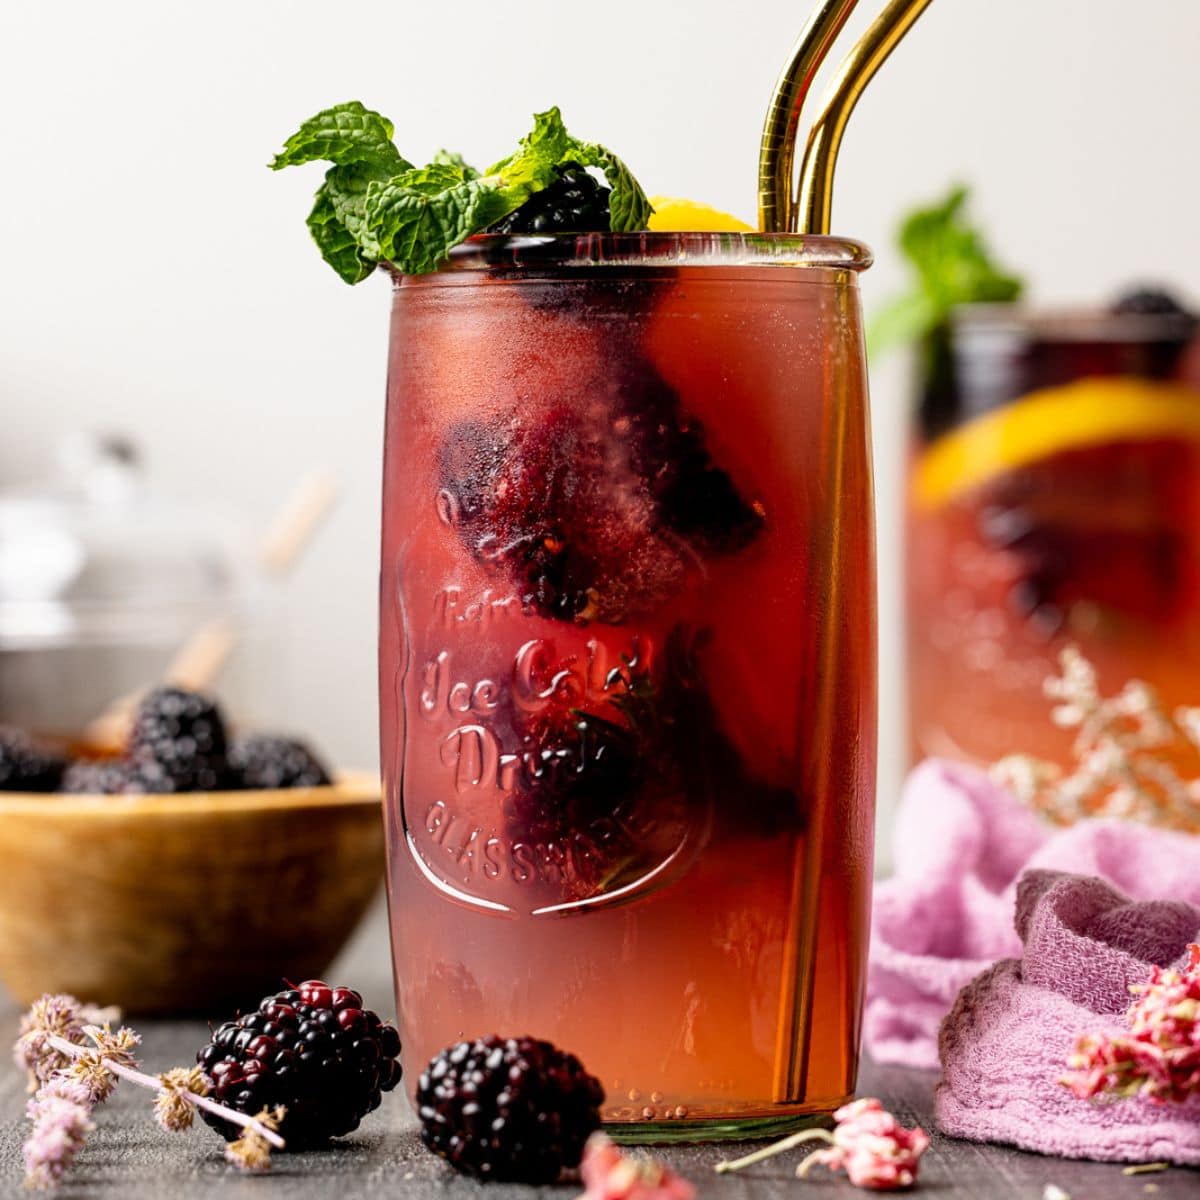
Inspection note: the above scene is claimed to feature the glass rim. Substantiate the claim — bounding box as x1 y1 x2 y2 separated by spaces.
388 231 872 278
952 300 1198 344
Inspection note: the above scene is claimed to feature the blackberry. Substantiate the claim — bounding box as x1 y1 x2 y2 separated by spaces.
491 164 611 235
0 727 65 792
494 626 798 898
502 706 643 863
62 758 136 796
59 758 159 795
439 360 763 623
229 735 331 789
128 686 231 792
196 980 402 1150
417 1035 603 1182
1112 287 1193 318
621 365 766 556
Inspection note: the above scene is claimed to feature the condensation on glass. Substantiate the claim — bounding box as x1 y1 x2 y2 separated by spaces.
379 233 877 1139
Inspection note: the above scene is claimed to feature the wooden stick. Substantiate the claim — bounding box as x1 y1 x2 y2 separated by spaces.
82 471 339 752
258 470 339 574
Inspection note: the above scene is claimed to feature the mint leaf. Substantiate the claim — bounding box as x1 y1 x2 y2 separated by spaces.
868 186 1023 358
308 159 396 284
431 149 480 179
480 108 648 231
486 107 574 178
273 102 411 283
480 106 574 217
485 107 651 230
567 142 652 232
900 186 1022 310
307 187 373 285
366 164 508 277
271 101 410 171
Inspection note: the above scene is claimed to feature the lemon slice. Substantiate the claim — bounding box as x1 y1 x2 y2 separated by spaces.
647 196 754 233
913 377 1200 508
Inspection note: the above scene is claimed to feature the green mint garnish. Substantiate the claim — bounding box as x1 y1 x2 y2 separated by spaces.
271 102 412 284
430 148 480 179
272 103 652 282
271 101 407 171
366 163 505 277
868 185 1024 358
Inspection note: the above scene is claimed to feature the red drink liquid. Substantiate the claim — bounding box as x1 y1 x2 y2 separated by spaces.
380 234 876 1138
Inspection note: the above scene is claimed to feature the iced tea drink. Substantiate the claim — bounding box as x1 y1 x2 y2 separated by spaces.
907 301 1200 766
380 233 876 1138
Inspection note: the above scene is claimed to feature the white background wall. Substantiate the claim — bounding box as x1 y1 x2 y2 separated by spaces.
3 0 1199 841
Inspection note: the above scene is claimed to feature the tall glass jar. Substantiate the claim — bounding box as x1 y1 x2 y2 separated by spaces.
380 233 876 1139
907 303 1200 768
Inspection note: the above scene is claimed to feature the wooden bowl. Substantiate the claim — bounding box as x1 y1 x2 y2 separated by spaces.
0 772 384 1014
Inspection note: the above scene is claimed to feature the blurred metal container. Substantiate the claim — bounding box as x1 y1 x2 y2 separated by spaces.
0 434 257 745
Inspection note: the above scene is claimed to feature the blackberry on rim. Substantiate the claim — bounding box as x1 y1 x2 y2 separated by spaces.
489 164 611 235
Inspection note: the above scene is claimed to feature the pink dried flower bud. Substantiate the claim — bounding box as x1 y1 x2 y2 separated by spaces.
84 1024 141 1065
64 1052 120 1105
1062 1032 1145 1100
578 1133 695 1200
15 995 88 1088
28 1073 95 1116
1063 943 1200 1104
225 1106 285 1173
22 1090 94 1190
797 1099 930 1191
715 1099 929 1190
154 1066 210 1133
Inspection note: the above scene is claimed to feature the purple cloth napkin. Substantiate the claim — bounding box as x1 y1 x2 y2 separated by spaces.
866 758 1200 1069
935 870 1200 1164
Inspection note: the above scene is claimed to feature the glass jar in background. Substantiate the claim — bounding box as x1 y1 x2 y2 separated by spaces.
906 298 1200 767
380 233 877 1139
0 434 262 747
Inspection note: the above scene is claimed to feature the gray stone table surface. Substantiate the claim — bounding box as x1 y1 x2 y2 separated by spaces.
0 898 1194 1199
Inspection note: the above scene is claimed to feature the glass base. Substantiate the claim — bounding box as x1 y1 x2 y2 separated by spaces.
606 1109 834 1145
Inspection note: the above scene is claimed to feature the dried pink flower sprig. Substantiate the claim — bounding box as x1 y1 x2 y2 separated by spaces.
715 1098 930 1191
23 1078 94 1191
14 993 286 1189
577 1133 695 1200
993 646 1200 832
1063 943 1200 1105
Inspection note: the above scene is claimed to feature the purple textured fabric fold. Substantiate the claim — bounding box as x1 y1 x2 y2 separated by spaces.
866 758 1200 1069
935 871 1200 1164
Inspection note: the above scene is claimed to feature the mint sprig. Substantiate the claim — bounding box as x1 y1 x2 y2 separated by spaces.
272 103 652 282
868 186 1023 358
430 148 480 179
271 102 412 283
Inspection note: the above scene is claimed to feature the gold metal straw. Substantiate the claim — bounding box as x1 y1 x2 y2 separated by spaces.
759 0 934 234
757 0 861 233
796 0 935 234
760 0 934 1106
770 285 857 1105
